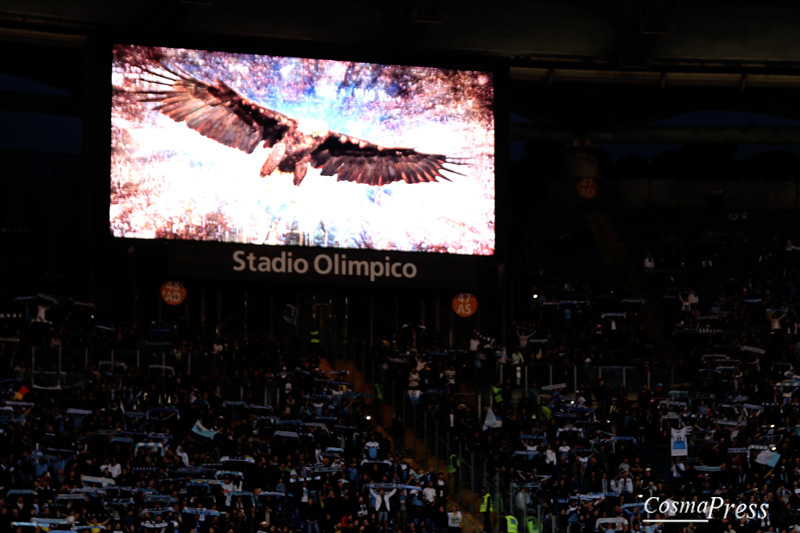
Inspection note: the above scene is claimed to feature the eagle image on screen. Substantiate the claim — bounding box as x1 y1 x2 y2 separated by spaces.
111 45 495 254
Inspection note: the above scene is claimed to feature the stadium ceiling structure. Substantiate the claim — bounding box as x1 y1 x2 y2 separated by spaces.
3 0 800 143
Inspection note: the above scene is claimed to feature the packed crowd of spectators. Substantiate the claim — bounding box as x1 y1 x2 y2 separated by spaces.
0 300 466 533
4 209 800 533
371 210 800 533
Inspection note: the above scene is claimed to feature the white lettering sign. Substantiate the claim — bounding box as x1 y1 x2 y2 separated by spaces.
233 250 418 282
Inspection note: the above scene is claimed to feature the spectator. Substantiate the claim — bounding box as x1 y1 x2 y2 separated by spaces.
447 504 462 533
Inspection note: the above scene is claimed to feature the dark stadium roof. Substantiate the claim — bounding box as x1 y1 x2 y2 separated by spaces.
3 0 800 142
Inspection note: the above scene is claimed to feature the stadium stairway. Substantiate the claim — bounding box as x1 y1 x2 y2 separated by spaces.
582 211 680 365
319 355 488 531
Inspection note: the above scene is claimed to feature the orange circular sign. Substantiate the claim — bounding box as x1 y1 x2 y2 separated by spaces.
161 281 186 306
452 293 478 317
577 177 598 199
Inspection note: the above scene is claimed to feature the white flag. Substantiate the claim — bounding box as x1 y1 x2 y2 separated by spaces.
671 427 688 457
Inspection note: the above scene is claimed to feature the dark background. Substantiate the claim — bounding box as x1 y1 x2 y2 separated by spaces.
2 0 800 343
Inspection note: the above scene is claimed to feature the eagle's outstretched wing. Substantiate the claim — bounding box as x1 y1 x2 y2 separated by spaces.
137 62 463 186
138 64 294 153
310 134 462 186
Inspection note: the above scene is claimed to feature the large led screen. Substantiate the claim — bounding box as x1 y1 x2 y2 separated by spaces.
110 45 495 255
